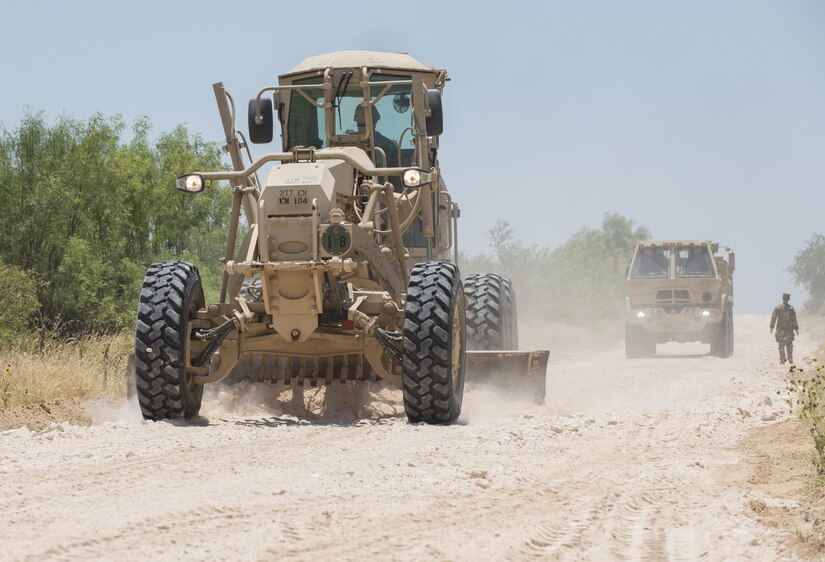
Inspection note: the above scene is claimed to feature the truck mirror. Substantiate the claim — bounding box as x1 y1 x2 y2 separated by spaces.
248 97 274 144
728 252 735 273
426 89 443 136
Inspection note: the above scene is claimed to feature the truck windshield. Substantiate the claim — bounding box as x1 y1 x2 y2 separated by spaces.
674 246 715 277
631 248 671 278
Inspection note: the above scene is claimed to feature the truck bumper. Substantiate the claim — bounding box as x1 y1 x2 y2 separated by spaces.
626 307 722 343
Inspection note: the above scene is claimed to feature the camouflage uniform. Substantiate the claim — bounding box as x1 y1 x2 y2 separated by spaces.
770 294 799 364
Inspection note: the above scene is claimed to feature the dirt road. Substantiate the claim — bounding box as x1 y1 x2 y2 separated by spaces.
0 314 811 560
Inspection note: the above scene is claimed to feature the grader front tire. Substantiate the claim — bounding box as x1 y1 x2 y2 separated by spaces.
402 261 467 424
134 261 205 421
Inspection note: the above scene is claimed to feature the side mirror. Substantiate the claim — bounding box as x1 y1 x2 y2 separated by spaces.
426 89 443 136
248 97 273 144
176 174 204 194
728 252 735 273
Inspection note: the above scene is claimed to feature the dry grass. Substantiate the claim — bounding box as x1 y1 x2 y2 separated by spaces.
0 332 131 408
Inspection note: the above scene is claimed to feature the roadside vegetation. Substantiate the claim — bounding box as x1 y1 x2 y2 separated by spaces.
786 240 825 479
786 315 825 481
789 234 825 314
1 333 130 408
0 112 230 407
787 362 825 478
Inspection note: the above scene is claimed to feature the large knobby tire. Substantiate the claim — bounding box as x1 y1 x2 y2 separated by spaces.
464 273 519 350
402 261 466 424
134 261 205 420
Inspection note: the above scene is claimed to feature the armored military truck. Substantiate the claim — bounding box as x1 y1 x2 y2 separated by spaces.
132 51 548 425
623 240 734 358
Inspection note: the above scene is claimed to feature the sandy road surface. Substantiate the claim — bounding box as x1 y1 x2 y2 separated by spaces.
0 314 810 561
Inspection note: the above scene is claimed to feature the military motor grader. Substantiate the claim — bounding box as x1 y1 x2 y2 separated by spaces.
133 51 548 424
623 240 735 358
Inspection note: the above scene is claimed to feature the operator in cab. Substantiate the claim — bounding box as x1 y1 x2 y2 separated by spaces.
354 105 399 168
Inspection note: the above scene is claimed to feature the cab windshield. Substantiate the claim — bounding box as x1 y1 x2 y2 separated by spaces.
631 247 671 278
285 73 414 167
286 76 327 150
630 245 716 278
674 246 715 277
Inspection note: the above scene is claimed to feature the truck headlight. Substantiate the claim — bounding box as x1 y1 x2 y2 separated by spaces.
402 168 432 188
701 310 710 318
636 311 646 319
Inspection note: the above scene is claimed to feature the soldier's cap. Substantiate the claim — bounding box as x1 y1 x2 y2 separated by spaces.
782 292 791 300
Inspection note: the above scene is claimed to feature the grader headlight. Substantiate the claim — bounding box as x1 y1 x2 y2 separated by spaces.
402 168 433 188
175 174 205 194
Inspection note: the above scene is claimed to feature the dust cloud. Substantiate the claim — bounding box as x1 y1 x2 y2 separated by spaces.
201 380 403 424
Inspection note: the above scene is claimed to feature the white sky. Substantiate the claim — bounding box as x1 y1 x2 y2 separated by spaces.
1 0 823 313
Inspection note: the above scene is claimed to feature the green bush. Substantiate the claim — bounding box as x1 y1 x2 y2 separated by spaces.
787 363 825 478
0 261 39 342
0 113 231 333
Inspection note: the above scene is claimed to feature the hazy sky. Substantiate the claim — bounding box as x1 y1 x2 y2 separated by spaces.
2 1 823 313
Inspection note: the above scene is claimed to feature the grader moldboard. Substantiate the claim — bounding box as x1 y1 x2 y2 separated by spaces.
133 51 548 424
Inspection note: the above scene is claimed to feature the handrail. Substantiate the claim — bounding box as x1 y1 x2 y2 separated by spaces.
198 150 407 181
252 79 414 120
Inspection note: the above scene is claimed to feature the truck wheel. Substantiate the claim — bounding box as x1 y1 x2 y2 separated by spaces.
402 261 466 424
625 325 639 358
134 261 205 420
465 273 518 350
710 312 733 358
625 325 654 358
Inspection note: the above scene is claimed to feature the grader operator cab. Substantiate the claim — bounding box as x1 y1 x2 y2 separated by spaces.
133 51 548 424
623 240 734 358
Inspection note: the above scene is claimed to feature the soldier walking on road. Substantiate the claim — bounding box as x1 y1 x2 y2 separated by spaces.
770 292 799 364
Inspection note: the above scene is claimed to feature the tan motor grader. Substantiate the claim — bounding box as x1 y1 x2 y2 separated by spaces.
133 51 548 424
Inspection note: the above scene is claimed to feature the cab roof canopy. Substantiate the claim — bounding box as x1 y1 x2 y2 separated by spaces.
640 240 711 247
281 50 439 78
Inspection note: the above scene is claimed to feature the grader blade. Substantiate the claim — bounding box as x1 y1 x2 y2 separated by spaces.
465 350 549 404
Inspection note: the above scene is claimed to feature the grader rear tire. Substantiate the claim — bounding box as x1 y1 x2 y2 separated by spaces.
134 261 205 420
402 261 466 424
465 273 519 350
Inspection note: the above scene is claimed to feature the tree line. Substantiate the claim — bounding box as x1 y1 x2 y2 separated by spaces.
0 113 230 337
460 214 652 325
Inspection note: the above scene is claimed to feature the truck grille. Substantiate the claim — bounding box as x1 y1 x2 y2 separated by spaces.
656 290 690 301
